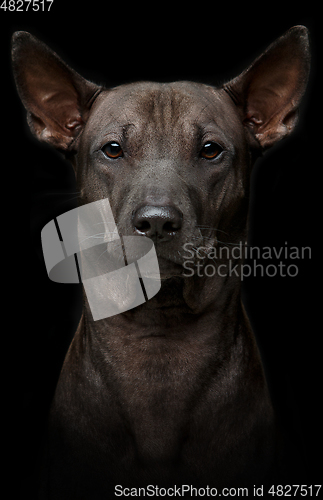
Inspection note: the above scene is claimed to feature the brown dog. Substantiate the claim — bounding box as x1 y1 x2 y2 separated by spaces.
13 26 310 498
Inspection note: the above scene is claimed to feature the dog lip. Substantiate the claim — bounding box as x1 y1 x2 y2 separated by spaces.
156 256 184 277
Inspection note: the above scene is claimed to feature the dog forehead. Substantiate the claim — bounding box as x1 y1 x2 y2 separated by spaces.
87 81 240 138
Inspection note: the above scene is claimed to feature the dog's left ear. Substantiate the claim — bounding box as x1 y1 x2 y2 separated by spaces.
223 26 310 149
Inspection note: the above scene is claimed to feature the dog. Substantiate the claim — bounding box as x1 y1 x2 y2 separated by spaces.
14 26 310 498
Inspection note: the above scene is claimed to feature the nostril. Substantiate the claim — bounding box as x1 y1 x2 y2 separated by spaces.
135 219 151 232
163 220 181 233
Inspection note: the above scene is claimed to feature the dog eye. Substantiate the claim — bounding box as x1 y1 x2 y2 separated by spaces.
102 142 123 159
200 142 223 159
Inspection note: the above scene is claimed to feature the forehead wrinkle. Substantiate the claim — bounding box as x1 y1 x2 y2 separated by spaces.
193 95 224 124
133 90 178 131
88 84 239 152
127 91 222 151
94 88 146 123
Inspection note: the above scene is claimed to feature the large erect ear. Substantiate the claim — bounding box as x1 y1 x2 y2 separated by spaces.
11 32 102 152
223 26 310 150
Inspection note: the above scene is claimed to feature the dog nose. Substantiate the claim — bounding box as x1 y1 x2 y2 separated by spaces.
132 205 183 240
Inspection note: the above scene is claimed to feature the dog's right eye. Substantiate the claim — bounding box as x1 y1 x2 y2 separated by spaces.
102 142 123 159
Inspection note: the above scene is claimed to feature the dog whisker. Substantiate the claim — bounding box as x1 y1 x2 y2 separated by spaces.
79 233 106 244
217 239 247 248
196 225 229 235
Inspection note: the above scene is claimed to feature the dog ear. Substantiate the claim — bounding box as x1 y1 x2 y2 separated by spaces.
223 26 310 149
11 32 102 152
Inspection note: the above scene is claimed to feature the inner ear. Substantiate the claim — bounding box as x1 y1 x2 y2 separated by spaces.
223 26 310 149
12 31 102 151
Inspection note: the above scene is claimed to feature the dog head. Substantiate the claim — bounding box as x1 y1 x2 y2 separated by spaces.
13 28 310 311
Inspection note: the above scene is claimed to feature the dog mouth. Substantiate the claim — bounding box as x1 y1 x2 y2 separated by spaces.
91 225 219 282
155 256 185 280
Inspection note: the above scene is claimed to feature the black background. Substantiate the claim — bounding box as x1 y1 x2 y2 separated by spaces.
2 2 320 497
